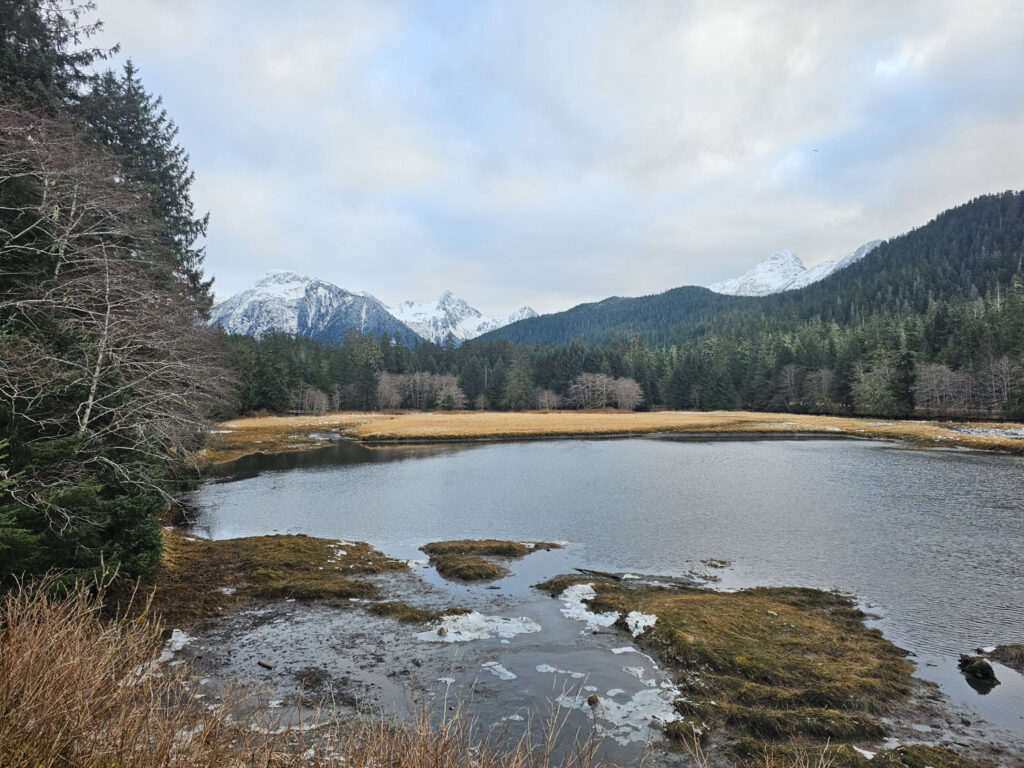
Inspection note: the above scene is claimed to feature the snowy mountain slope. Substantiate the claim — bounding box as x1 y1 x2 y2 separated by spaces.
709 240 883 296
391 290 538 344
208 271 422 346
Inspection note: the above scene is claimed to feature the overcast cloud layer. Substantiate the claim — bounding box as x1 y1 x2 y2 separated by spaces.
95 0 1024 314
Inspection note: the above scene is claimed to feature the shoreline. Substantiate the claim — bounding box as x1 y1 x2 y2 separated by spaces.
197 410 1024 465
153 532 1023 767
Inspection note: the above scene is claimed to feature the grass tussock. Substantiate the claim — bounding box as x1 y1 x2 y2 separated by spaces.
989 643 1024 670
364 601 469 623
726 741 988 768
0 579 609 768
538 577 913 747
431 554 509 581
422 539 561 582
154 531 406 626
422 539 561 558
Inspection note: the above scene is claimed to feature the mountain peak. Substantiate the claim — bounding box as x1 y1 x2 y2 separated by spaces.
391 291 532 344
208 273 420 345
766 249 804 267
709 241 880 297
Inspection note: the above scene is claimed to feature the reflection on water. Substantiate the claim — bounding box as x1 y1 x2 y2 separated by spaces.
186 437 1024 732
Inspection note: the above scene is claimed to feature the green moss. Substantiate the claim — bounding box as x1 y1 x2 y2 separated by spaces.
431 553 508 581
421 539 561 558
422 538 560 582
153 531 407 625
539 576 913 746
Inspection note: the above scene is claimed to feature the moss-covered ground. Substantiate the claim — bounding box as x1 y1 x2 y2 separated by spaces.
533 575 987 766
153 530 458 627
421 539 562 582
989 643 1024 671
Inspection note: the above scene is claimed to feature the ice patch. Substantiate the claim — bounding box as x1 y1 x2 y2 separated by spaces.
481 662 516 681
416 612 541 643
557 686 681 745
625 611 657 637
534 664 585 679
502 714 525 722
437 677 455 685
853 747 876 760
981 646 996 654
606 688 626 697
268 699 284 708
218 586 236 595
557 584 619 631
611 647 638 655
157 629 191 663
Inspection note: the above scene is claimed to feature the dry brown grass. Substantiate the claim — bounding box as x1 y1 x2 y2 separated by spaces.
0 576 297 768
197 413 391 464
201 411 1024 465
0 578 615 768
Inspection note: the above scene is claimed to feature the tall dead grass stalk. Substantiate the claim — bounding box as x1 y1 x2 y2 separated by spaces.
0 577 612 767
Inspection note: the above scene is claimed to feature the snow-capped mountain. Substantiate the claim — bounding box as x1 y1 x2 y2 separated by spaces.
709 240 883 296
390 290 538 344
208 271 422 346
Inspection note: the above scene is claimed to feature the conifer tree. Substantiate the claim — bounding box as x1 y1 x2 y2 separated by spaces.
79 61 211 305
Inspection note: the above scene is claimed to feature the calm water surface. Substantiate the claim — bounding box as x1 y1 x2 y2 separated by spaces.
186 437 1024 733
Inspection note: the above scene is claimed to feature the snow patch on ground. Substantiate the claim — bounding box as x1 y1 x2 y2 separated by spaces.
557 584 619 631
625 611 657 637
416 612 542 643
853 746 876 759
951 426 1024 440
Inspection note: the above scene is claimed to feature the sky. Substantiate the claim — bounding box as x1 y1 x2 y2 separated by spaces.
93 0 1024 316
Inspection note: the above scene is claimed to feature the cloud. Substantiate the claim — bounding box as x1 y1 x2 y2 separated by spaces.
94 0 1024 314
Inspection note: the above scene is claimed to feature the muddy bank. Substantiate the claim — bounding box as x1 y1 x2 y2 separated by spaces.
157 538 1022 767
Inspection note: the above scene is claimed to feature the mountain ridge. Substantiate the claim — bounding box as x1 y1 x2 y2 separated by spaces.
476 191 1024 347
390 290 537 344
208 271 422 346
708 241 883 296
209 274 535 346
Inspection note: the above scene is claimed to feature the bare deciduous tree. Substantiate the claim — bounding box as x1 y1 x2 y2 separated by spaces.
535 389 562 410
290 381 329 415
0 108 230 533
610 377 644 411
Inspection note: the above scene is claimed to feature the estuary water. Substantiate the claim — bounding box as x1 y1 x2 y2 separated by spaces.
185 437 1024 736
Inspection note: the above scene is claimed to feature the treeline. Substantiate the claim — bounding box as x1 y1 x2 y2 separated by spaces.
223 275 1024 420
0 2 226 582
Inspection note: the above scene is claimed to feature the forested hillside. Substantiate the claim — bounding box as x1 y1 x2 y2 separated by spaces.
0 2 226 582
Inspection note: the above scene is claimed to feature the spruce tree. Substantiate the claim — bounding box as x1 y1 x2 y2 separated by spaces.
80 60 211 305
